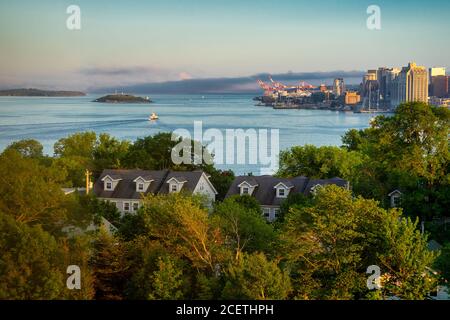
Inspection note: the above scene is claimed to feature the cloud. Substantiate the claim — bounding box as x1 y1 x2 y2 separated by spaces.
90 71 365 94
178 72 193 80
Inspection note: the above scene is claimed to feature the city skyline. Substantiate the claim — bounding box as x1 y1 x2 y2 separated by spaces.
1 0 449 91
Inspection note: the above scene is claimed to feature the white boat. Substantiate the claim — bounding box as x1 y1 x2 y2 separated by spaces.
149 112 159 120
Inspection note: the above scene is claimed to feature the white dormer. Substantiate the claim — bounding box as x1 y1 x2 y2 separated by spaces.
101 175 122 191
166 177 187 193
310 184 324 195
133 176 154 193
237 180 258 196
388 190 402 208
273 182 293 198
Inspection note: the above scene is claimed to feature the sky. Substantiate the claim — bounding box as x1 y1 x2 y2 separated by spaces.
0 0 449 92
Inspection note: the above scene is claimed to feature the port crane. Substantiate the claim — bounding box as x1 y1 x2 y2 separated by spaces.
256 75 316 96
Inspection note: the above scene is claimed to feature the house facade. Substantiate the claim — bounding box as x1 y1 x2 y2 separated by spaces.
225 175 349 221
93 169 218 215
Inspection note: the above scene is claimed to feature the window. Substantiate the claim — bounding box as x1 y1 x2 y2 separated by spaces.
171 184 178 192
123 202 130 212
274 208 280 218
278 188 285 197
393 195 401 207
137 183 144 191
133 202 139 211
105 182 112 190
242 187 249 195
263 208 270 219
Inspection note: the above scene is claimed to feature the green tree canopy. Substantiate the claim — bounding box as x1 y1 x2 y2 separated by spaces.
221 252 291 300
0 149 67 228
4 139 44 159
281 185 437 300
212 196 275 257
277 144 363 181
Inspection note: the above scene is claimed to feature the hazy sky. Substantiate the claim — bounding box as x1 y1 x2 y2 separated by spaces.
1 0 449 90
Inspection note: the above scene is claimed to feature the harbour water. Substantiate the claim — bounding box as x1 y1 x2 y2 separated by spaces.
0 94 374 174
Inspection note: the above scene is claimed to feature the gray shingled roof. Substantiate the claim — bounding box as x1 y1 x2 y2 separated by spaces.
225 175 348 206
93 169 205 200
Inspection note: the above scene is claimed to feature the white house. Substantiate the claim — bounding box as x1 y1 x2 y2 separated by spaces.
94 169 218 215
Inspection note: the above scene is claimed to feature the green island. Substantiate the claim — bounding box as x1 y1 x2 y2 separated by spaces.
93 94 152 103
0 88 86 97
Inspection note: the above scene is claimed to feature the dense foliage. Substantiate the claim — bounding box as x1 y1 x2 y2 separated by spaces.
0 102 448 299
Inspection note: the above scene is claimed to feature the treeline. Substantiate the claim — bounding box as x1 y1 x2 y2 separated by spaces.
0 102 449 299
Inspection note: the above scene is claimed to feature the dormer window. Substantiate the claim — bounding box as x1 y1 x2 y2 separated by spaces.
274 182 292 198
166 176 187 194
101 174 122 191
238 180 258 196
133 176 153 193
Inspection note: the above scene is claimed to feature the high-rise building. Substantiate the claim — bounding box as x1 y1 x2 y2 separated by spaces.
391 62 428 109
431 75 449 98
429 67 446 96
333 78 345 97
377 67 390 101
386 68 401 101
429 67 446 81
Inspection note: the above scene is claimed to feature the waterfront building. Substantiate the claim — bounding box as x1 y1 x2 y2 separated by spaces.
333 78 345 97
390 62 428 109
344 91 361 105
430 75 448 98
429 67 446 82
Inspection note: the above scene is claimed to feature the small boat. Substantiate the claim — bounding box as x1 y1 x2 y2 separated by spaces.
149 112 159 121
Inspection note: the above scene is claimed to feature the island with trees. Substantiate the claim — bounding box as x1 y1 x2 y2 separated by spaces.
93 94 152 103
0 88 86 97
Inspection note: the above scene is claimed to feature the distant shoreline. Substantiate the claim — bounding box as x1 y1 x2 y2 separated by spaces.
0 88 86 97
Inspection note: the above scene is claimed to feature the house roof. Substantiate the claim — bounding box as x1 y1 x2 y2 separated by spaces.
94 169 207 200
388 189 403 197
225 175 348 206
158 171 203 195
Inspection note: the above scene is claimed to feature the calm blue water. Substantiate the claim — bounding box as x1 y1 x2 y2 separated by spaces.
0 94 373 174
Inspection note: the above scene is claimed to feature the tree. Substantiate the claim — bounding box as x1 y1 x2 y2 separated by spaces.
123 132 180 170
281 185 437 300
0 212 65 299
90 229 130 300
148 256 185 300
137 193 228 272
4 139 43 158
434 243 450 283
342 102 450 219
54 131 97 159
206 169 235 201
92 133 130 177
212 197 275 257
0 149 67 228
277 144 363 181
375 211 437 299
221 252 291 300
